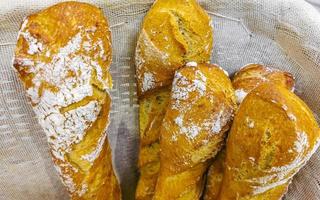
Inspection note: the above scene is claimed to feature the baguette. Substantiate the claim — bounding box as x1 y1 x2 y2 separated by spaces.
218 82 320 199
153 63 236 199
13 2 120 199
135 0 213 199
204 64 295 200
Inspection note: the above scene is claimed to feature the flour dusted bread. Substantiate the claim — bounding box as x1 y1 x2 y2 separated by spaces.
153 63 236 199
13 2 120 199
233 64 294 104
135 0 213 199
135 0 213 96
218 82 320 199
204 65 296 200
136 87 171 200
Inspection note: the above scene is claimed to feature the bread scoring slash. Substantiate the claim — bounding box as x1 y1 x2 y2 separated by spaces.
13 2 120 199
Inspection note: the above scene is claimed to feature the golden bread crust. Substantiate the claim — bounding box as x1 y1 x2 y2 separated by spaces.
153 64 236 199
136 1 213 198
203 149 225 200
13 2 120 199
219 83 320 199
135 0 213 96
204 65 296 200
136 87 171 200
233 64 295 104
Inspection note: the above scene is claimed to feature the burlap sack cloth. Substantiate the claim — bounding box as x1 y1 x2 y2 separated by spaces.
1 0 320 199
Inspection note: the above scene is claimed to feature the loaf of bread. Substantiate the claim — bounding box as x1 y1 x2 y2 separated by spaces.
135 0 213 97
135 0 213 199
218 82 320 199
204 65 295 200
153 63 236 199
13 2 120 199
233 64 295 104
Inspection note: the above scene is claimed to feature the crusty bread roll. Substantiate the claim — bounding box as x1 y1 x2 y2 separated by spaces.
218 82 320 199
233 64 295 104
135 0 213 97
135 0 213 199
13 2 120 199
204 65 295 200
153 63 236 199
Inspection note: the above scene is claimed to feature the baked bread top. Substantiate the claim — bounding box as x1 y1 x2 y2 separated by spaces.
135 0 213 96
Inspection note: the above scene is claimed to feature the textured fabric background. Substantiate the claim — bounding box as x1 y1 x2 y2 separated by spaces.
1 0 320 199
307 0 320 11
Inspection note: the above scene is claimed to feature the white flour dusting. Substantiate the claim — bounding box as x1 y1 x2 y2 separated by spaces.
169 67 234 141
235 89 248 104
135 30 170 93
77 183 88 197
142 72 155 93
174 116 183 127
181 125 201 139
250 131 313 196
210 110 223 133
171 70 207 110
246 117 255 128
21 31 43 55
288 113 297 121
249 157 255 162
294 131 309 153
186 61 198 67
282 105 288 111
81 127 108 164
16 19 111 196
